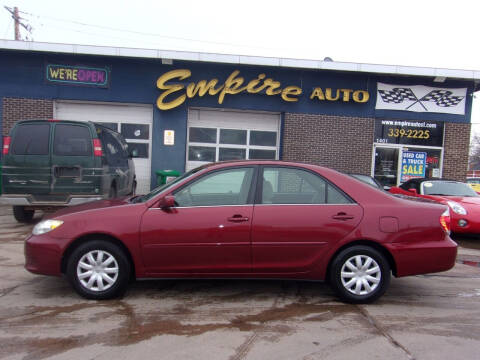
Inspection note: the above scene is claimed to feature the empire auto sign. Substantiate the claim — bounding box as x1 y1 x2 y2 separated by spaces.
155 69 370 110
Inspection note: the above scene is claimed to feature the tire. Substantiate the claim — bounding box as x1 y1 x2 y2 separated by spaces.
329 245 391 304
129 180 137 196
66 240 131 300
108 184 117 199
12 206 34 223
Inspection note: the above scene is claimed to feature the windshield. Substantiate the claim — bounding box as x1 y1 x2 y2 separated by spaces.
422 181 479 197
132 166 206 203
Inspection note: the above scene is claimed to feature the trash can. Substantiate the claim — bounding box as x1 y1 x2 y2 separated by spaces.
156 169 180 186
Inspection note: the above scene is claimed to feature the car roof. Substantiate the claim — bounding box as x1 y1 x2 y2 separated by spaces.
198 160 332 172
13 119 95 126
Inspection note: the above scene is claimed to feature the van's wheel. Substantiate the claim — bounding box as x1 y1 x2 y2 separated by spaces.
66 240 130 300
12 206 35 223
329 245 390 304
129 180 137 196
109 184 117 199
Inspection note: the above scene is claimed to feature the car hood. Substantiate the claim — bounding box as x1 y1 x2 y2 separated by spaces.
44 197 132 219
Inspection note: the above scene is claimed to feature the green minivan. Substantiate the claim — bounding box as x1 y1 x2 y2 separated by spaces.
1 120 136 222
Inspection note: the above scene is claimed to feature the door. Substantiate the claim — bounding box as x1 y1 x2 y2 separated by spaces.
51 123 97 195
140 167 256 274
186 109 281 171
55 101 153 193
96 126 132 195
3 122 51 195
251 166 363 273
374 146 400 188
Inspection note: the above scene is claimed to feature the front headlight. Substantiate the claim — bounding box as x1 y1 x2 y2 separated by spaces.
447 201 467 215
32 220 64 235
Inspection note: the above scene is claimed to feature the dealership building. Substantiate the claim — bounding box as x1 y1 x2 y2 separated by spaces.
1 39 479 192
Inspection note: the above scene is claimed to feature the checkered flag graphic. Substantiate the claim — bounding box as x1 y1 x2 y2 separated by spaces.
420 90 464 107
378 88 417 103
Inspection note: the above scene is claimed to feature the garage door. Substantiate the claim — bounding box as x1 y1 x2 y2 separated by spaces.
55 101 153 194
187 109 281 171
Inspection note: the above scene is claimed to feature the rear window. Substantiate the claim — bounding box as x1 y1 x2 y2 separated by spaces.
53 124 92 156
12 123 50 155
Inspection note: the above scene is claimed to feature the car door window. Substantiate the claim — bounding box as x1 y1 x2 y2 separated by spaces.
174 167 254 207
262 167 352 204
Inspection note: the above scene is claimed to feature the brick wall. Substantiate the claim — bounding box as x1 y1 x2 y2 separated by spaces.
2 98 53 136
282 113 374 174
442 122 471 181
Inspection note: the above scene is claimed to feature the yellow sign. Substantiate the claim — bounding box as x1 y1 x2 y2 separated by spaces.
155 69 369 110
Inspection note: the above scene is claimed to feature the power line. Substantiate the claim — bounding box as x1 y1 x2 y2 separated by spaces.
15 8 286 52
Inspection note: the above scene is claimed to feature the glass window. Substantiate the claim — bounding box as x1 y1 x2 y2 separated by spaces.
250 131 277 146
219 148 246 161
189 127 217 143
220 129 247 145
262 167 351 204
53 124 92 156
249 149 276 160
174 168 254 207
127 143 149 158
188 146 216 162
12 123 50 155
121 124 149 140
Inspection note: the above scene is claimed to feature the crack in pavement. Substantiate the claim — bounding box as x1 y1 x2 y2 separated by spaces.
357 305 415 360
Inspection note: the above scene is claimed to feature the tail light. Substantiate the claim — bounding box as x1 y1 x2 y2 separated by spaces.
93 138 103 157
440 208 451 235
3 136 11 155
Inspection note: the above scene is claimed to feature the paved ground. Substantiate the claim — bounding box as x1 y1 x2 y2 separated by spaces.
1 206 480 360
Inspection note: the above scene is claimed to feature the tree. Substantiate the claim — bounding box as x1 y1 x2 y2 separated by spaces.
469 134 480 171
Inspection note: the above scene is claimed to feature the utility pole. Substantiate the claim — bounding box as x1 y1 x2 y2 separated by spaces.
3 6 32 41
14 7 20 40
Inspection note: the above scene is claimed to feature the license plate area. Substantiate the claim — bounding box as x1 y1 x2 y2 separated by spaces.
54 166 81 178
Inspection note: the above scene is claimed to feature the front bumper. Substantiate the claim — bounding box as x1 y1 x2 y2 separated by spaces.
386 236 457 277
24 234 64 276
1 195 103 207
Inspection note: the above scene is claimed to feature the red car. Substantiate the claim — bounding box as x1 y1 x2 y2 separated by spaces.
25 161 457 303
389 178 480 234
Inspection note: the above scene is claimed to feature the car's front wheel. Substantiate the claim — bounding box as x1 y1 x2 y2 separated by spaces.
329 245 391 304
66 240 130 300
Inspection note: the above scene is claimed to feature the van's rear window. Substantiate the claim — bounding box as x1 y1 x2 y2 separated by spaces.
12 123 50 155
54 124 92 156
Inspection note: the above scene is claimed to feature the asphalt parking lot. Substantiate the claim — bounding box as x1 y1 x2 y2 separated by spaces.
1 205 480 360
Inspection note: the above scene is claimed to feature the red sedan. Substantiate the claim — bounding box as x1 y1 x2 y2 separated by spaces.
25 161 457 303
389 178 480 234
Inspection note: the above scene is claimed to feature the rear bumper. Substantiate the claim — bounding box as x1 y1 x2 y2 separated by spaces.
386 236 457 277
0 195 103 207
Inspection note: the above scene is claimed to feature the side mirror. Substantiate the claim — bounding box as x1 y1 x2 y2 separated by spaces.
408 188 418 195
158 195 175 209
383 185 391 191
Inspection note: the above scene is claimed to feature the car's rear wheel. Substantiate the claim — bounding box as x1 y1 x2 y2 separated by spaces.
12 206 34 223
66 240 130 300
329 245 390 304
